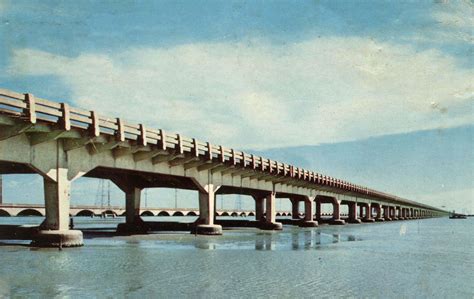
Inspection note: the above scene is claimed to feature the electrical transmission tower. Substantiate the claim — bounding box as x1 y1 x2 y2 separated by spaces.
95 179 111 208
95 179 105 207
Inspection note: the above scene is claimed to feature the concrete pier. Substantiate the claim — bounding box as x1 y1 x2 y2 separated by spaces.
299 196 318 227
32 169 83 247
331 199 345 225
255 196 265 222
347 202 361 224
194 184 222 235
383 205 392 221
315 196 345 225
260 192 283 230
291 199 300 220
116 185 149 234
361 203 375 222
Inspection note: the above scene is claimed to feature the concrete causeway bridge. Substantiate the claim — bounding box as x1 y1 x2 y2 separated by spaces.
0 88 448 247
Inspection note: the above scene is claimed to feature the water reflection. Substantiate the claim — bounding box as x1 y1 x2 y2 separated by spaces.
190 229 359 251
195 239 217 250
0 217 362 252
255 233 275 250
287 229 360 250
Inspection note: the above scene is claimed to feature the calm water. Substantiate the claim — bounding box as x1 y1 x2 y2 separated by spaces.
0 216 472 298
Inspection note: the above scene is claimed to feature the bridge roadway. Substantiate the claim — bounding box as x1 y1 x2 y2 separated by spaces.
0 88 448 247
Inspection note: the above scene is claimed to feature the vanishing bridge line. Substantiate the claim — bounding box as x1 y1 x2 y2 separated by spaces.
0 88 448 247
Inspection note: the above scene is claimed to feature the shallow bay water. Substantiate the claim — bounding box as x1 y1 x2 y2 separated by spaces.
0 217 472 298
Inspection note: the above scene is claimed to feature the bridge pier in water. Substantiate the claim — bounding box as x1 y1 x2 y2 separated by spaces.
299 196 318 227
316 196 345 225
116 183 149 234
361 203 375 222
259 192 283 230
254 196 265 222
383 205 392 221
346 201 361 224
291 198 301 220
32 169 83 247
372 203 384 221
190 184 222 235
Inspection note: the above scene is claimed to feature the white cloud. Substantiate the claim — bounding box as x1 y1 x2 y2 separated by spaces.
8 37 474 149
432 2 473 30
409 1 474 45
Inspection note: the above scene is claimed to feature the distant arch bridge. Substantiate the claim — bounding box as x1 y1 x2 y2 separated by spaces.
0 204 290 218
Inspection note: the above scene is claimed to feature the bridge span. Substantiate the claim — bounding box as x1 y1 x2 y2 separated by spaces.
0 88 448 247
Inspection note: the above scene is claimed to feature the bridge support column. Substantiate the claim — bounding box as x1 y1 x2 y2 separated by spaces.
392 207 399 220
383 205 392 220
299 196 318 227
362 203 375 222
255 196 265 222
373 204 384 221
315 200 322 222
194 184 222 235
117 187 149 234
330 199 345 225
291 199 300 220
397 207 404 220
347 202 361 224
32 169 83 247
260 192 282 230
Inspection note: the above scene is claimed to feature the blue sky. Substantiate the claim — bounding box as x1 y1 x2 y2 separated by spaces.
0 1 472 213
